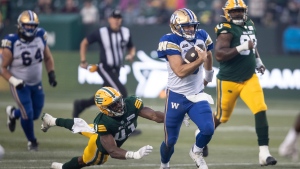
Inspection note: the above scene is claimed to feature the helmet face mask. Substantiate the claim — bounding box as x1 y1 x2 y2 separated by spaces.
17 10 39 39
170 8 199 41
223 0 248 25
95 87 125 117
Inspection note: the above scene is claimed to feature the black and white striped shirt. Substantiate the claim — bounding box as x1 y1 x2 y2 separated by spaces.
87 26 134 69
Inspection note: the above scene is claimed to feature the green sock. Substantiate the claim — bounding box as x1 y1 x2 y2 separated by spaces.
56 118 74 131
255 111 269 146
62 157 83 169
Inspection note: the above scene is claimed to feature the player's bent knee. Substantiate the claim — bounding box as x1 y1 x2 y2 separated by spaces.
167 137 178 147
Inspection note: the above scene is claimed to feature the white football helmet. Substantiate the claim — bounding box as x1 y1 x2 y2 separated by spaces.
170 8 199 41
222 0 248 25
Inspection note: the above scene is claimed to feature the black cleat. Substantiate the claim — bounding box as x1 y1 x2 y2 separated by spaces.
28 140 39 151
72 100 84 118
129 129 142 137
264 156 277 166
203 145 208 157
6 106 16 132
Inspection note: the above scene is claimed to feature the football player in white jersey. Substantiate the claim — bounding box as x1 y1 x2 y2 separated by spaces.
0 10 57 151
157 8 214 169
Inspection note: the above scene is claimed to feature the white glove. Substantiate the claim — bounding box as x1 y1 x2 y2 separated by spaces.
9 76 24 89
183 114 190 127
125 145 153 159
255 58 265 74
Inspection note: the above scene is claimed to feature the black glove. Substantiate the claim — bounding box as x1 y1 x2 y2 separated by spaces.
48 70 57 87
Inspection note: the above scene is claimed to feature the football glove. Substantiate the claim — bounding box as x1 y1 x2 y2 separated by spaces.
48 70 57 87
183 114 190 127
9 76 24 89
125 145 153 159
255 58 266 74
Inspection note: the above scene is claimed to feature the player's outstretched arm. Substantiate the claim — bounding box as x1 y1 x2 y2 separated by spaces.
100 134 153 160
138 106 164 123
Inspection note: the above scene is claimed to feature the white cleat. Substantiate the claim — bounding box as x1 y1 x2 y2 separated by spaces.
259 146 277 166
189 147 208 169
41 113 56 132
51 162 63 169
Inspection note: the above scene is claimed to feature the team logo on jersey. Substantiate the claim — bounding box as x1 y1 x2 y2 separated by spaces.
182 44 188 48
171 102 179 109
1 39 12 48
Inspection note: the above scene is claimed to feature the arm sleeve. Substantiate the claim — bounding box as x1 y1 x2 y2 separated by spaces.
86 29 101 44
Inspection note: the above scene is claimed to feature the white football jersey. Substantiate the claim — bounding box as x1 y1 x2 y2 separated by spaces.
1 28 47 85
157 29 214 96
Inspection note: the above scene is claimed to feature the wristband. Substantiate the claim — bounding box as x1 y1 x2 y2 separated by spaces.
204 69 214 82
9 76 22 87
236 41 249 53
255 58 263 66
125 151 134 159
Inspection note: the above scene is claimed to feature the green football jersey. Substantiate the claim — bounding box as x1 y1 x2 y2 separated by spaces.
214 19 257 82
93 96 143 154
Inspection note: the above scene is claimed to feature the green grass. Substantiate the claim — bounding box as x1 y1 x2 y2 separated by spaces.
0 97 299 169
0 51 299 168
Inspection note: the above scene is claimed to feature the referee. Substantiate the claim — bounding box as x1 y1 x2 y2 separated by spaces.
73 10 138 133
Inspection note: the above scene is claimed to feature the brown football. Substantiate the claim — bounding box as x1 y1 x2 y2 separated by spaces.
184 44 205 63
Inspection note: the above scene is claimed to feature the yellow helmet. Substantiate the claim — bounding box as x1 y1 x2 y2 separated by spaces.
222 0 248 25
17 10 39 38
94 87 124 117
170 8 199 41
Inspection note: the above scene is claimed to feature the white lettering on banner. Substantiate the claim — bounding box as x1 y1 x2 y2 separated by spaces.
77 50 300 98
171 102 180 109
77 65 131 84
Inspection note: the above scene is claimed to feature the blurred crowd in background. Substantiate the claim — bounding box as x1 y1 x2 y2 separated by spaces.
1 0 300 30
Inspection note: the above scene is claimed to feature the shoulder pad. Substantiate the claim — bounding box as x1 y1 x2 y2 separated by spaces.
125 96 144 110
1 34 18 48
36 28 47 41
214 22 232 35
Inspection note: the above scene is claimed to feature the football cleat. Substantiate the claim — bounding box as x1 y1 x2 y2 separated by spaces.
6 106 16 132
189 147 208 169
259 147 277 166
202 145 208 157
72 99 84 118
51 162 63 169
28 140 38 151
159 167 170 169
41 113 57 132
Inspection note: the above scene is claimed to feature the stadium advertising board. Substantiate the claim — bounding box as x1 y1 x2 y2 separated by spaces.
78 50 300 98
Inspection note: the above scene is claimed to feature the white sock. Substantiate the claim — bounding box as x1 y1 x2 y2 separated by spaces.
259 145 271 156
160 162 169 167
193 143 202 153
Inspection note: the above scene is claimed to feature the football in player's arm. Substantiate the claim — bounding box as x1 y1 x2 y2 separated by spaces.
41 87 165 169
157 8 215 169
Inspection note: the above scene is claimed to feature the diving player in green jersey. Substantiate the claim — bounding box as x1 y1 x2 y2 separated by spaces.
40 87 165 169
202 0 277 166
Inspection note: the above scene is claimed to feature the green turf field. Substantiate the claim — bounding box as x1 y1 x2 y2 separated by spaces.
0 51 299 168
0 96 299 169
